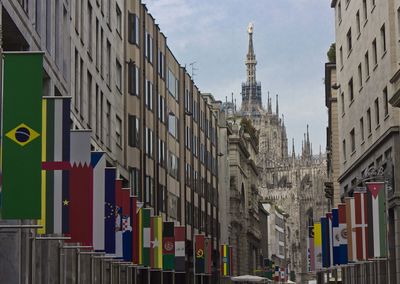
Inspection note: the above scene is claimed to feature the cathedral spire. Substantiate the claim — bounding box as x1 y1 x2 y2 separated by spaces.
246 23 257 84
292 138 295 158
276 94 279 116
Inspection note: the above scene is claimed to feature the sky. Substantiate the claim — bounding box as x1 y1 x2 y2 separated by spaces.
143 0 335 155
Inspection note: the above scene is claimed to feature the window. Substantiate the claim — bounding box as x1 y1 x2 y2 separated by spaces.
158 184 165 212
128 63 139 96
35 0 41 33
168 152 179 179
88 1 93 57
87 72 92 126
374 98 380 126
398 8 400 40
158 95 165 123
350 129 355 153
348 78 354 103
338 2 342 23
360 117 365 142
341 92 345 114
130 168 141 200
168 113 179 138
145 176 153 205
381 24 386 54
158 50 165 78
367 108 372 134
383 87 389 117
365 51 370 78
358 64 363 89
128 13 139 45
372 39 377 66
145 31 153 63
145 128 153 158
46 0 52 52
347 28 352 54
116 115 122 147
185 126 191 150
145 80 153 110
128 115 140 147
116 60 122 91
356 11 361 35
116 5 122 35
158 139 165 166
342 139 347 161
339 46 343 68
106 41 111 86
168 69 178 99
106 101 111 147
363 0 367 21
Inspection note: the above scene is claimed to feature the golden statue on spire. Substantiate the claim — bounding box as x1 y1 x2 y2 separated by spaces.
248 22 254 34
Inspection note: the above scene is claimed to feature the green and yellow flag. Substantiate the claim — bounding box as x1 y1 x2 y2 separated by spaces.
1 52 43 219
150 216 163 269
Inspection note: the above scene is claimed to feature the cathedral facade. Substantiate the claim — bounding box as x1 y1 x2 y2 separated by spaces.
223 24 328 282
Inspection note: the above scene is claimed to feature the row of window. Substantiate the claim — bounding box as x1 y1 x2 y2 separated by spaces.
342 87 389 161
337 0 374 26
185 201 218 234
340 21 386 71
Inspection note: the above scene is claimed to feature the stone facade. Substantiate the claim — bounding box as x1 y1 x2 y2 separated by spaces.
332 0 400 282
230 23 328 283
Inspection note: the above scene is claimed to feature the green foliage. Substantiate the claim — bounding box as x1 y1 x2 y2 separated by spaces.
327 43 336 63
240 117 259 144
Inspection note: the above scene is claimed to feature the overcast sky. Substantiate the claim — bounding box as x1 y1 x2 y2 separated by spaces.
143 0 335 155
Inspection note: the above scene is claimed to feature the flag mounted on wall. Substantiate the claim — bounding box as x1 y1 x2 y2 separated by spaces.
1 52 44 219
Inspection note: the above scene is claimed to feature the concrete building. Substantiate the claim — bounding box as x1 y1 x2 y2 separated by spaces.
331 0 400 281
325 62 341 207
0 0 222 283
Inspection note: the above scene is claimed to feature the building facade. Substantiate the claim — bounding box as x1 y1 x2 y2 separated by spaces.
0 1 222 283
331 0 400 281
325 62 341 207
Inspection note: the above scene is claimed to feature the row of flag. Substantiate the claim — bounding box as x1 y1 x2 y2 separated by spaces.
0 52 187 271
0 52 235 276
307 182 387 271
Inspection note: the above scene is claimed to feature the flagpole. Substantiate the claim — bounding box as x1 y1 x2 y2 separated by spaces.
193 235 196 284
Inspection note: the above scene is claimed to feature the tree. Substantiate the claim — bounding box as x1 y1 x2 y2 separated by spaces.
327 43 336 63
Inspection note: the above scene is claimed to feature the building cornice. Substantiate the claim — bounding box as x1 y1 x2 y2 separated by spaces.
338 126 400 182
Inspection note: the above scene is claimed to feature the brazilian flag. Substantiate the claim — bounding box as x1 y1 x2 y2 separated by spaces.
1 52 43 219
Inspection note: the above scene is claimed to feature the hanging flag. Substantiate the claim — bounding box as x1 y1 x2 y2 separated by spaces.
327 212 334 266
221 244 230 277
354 191 368 260
366 182 387 258
104 167 116 254
91 152 106 251
141 208 151 267
115 180 124 258
308 226 315 271
39 96 71 234
321 216 330 268
345 197 357 262
66 130 93 246
132 197 143 264
1 52 43 219
274 266 280 282
195 234 205 274
162 221 175 270
174 226 185 272
337 203 348 264
280 267 285 282
204 237 212 275
121 188 132 261
63 130 91 235
332 208 340 265
314 222 322 270
229 246 234 276
150 216 163 269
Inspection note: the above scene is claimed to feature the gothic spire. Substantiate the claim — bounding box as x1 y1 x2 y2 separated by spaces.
292 138 295 158
246 23 257 84
276 94 279 116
